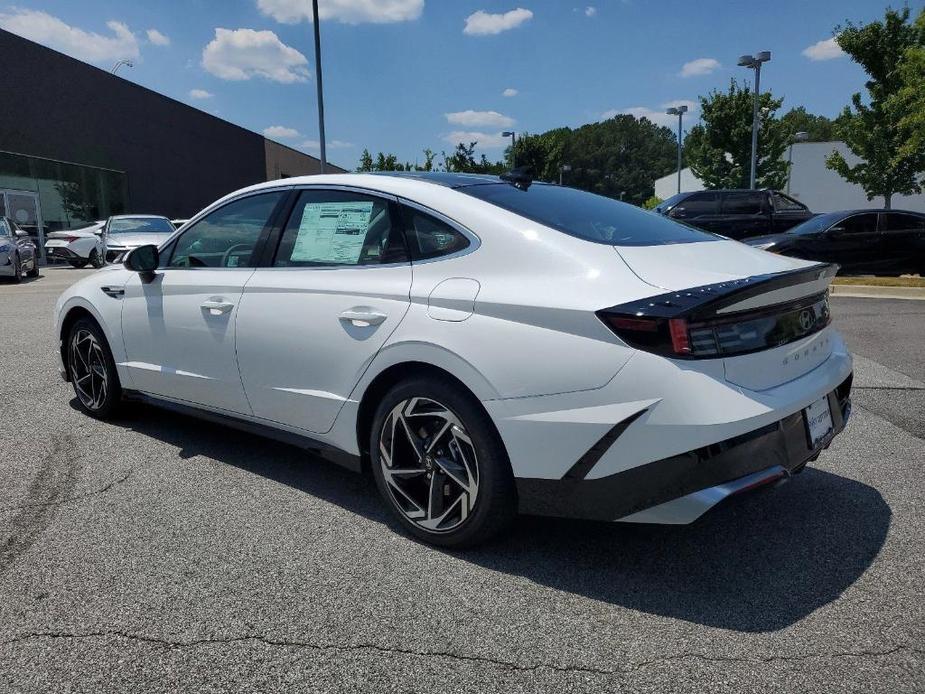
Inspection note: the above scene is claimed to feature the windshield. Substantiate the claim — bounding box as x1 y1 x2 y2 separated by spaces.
787 213 837 236
461 183 718 246
108 217 174 234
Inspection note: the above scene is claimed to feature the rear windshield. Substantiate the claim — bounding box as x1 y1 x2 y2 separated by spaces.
109 217 174 234
461 183 718 246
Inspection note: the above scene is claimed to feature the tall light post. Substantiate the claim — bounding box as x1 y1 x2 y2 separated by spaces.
737 51 771 189
559 164 571 185
665 104 688 194
111 59 133 75
311 0 327 173
786 131 809 194
502 131 516 169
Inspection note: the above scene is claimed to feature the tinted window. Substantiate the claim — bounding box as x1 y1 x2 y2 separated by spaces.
274 190 406 267
109 217 174 234
771 192 807 212
655 192 689 213
883 213 925 232
168 192 284 268
835 213 877 235
0 219 9 236
723 192 764 215
401 207 470 259
461 184 717 246
673 192 719 216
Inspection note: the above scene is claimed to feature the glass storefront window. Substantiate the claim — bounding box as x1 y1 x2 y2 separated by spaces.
0 150 128 261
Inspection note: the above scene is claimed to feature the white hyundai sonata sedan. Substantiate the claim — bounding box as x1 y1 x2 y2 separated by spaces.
54 172 853 546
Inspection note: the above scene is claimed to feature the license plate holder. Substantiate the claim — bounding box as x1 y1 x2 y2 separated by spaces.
804 395 834 449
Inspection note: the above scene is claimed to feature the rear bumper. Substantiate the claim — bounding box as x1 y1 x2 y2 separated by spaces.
46 246 82 260
515 374 852 522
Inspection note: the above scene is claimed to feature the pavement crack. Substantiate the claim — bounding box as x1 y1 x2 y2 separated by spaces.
853 385 925 391
4 631 922 676
0 470 134 511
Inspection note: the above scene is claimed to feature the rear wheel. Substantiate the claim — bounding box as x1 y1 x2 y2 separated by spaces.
67 318 122 419
26 257 39 278
89 249 104 269
369 376 516 548
68 259 89 269
10 254 23 283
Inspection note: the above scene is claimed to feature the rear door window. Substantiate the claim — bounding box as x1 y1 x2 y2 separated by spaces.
771 192 807 212
722 192 765 215
882 212 925 232
836 213 878 234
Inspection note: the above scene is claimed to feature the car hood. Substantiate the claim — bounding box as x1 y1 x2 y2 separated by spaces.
47 229 99 239
612 239 813 291
105 232 172 247
742 233 790 246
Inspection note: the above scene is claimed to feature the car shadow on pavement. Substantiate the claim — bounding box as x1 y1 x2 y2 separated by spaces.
105 401 891 634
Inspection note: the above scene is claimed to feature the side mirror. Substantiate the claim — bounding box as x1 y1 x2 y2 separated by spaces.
14 229 29 238
828 225 846 237
124 244 159 274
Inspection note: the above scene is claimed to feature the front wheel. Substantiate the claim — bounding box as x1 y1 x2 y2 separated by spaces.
26 257 39 278
67 318 122 419
89 249 104 269
10 254 23 283
68 259 89 269
370 377 516 548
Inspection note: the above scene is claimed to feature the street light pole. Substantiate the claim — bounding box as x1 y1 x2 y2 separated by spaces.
786 131 809 195
738 51 771 190
559 164 571 185
111 59 133 75
502 131 516 169
311 0 327 173
665 105 688 194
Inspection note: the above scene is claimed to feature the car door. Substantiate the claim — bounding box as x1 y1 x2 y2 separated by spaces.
769 191 812 232
235 187 412 434
11 221 36 265
719 191 769 239
0 218 13 270
667 192 721 232
880 212 925 275
821 212 880 273
119 190 287 414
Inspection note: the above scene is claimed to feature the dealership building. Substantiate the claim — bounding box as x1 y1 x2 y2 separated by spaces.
0 28 343 261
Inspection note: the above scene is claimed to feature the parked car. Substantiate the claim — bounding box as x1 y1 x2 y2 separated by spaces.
0 216 40 281
171 218 189 229
654 189 814 239
103 215 175 263
45 221 105 268
744 209 925 276
54 172 853 547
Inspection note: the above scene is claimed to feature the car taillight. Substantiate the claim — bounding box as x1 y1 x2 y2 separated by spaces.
62 236 79 243
600 314 692 357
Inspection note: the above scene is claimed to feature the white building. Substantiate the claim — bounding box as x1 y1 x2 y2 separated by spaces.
654 141 925 213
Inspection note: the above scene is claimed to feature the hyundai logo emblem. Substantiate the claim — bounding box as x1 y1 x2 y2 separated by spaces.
799 309 815 332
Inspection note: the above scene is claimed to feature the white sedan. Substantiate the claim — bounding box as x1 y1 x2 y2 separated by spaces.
53 173 853 547
45 221 105 268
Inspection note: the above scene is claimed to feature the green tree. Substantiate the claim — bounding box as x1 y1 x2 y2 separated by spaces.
684 79 790 189
356 148 374 172
441 142 505 174
779 107 838 142
826 7 925 208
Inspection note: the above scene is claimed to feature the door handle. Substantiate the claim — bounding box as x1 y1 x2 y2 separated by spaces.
201 299 235 315
339 308 387 327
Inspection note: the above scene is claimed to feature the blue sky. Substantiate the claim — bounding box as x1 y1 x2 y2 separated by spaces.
0 0 895 169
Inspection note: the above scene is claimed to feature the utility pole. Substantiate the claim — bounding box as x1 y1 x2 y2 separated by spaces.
665 105 688 194
312 0 327 173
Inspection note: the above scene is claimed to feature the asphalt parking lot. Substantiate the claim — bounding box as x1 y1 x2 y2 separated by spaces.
1 267 923 693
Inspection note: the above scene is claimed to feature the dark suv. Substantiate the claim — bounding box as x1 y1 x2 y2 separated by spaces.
654 189 814 240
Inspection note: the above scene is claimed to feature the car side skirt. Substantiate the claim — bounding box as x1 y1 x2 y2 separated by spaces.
122 390 363 473
515 375 852 523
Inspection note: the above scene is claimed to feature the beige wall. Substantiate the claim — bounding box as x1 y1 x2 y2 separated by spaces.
263 139 347 180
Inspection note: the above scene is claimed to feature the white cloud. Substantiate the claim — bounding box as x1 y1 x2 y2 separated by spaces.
0 9 139 64
502 88 518 97
443 131 510 148
445 110 515 128
464 8 533 36
202 28 310 83
602 100 697 128
263 125 301 139
679 57 720 77
189 89 214 99
146 28 170 46
585 6 597 17
300 139 355 154
257 0 423 24
802 37 845 61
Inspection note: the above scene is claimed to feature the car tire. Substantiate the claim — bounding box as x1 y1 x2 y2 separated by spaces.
26 258 39 278
66 317 122 419
10 254 23 283
369 376 516 548
68 259 89 269
89 249 104 269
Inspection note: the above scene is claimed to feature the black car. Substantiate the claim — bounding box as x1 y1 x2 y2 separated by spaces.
0 216 40 282
743 209 925 276
654 189 814 239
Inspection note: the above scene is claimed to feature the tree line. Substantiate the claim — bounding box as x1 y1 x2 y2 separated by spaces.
357 6 924 209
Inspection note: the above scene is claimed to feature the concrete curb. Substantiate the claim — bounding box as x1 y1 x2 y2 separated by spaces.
831 284 925 300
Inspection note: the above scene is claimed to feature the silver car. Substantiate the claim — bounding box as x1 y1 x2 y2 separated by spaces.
0 216 39 282
103 215 175 263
